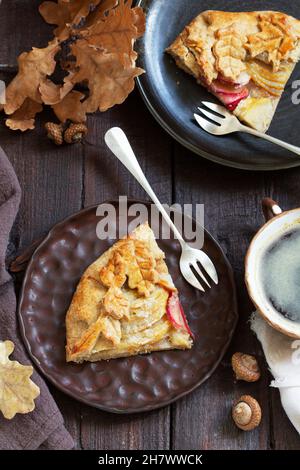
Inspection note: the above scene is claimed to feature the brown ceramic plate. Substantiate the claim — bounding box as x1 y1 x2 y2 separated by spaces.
18 201 238 413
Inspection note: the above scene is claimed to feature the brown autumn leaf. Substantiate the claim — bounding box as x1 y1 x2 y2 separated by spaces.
4 39 60 116
39 76 75 105
0 341 40 420
53 90 86 122
39 0 102 40
5 99 43 131
84 0 120 27
67 44 143 113
3 1 146 132
63 0 145 113
82 0 145 56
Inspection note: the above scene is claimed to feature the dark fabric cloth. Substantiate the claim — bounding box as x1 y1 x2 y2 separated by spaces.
0 147 74 450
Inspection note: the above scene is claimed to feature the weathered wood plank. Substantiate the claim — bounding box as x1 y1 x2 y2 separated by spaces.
80 408 170 450
0 0 84 447
0 116 84 448
2 0 300 450
51 388 83 450
172 149 271 450
0 70 84 448
0 0 53 69
80 90 173 450
0 110 84 249
83 93 173 206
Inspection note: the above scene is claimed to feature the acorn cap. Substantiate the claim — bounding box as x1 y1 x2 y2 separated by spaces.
64 123 88 144
231 352 261 382
232 395 262 431
45 122 63 145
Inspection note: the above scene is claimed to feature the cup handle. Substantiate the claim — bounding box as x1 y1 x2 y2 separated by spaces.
262 198 283 222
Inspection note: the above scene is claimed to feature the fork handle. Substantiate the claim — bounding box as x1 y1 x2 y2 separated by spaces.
105 128 185 244
241 125 300 156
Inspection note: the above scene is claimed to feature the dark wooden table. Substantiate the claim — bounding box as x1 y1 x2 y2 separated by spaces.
1 1 300 450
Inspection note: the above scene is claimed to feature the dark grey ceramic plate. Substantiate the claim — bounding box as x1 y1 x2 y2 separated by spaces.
136 0 300 171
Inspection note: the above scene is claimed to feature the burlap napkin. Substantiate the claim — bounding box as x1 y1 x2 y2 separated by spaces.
0 146 74 450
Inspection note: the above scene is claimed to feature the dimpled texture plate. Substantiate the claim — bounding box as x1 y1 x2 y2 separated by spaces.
136 0 300 171
18 201 238 413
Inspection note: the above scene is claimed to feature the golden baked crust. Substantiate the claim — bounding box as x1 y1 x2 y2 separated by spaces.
167 10 300 132
66 223 193 363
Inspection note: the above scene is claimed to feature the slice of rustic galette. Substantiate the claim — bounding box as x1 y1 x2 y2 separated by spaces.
66 223 193 363
167 10 300 132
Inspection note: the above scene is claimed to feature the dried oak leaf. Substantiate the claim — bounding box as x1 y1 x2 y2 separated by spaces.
53 90 86 122
82 0 145 56
0 341 40 420
5 99 43 131
39 76 75 105
39 0 102 40
64 0 145 113
84 0 119 27
68 43 143 112
4 39 60 116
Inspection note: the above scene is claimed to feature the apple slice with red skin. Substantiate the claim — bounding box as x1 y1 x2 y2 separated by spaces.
226 95 248 111
167 292 194 338
215 87 249 111
208 76 249 111
210 79 245 95
217 72 250 87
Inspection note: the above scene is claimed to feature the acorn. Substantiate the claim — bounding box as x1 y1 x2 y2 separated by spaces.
45 122 63 145
232 395 262 431
231 352 260 382
64 123 88 144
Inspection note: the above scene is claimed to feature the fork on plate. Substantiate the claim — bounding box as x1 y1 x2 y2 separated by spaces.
195 101 300 157
105 127 218 292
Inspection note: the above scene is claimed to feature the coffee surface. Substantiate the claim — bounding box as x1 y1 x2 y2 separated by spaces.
260 229 300 323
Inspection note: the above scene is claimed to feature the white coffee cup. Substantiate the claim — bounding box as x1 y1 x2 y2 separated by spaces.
245 198 300 339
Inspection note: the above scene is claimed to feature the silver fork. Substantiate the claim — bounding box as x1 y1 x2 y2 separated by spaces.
105 127 218 292
195 101 300 157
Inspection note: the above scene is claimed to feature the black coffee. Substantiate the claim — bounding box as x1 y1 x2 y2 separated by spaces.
260 228 300 323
